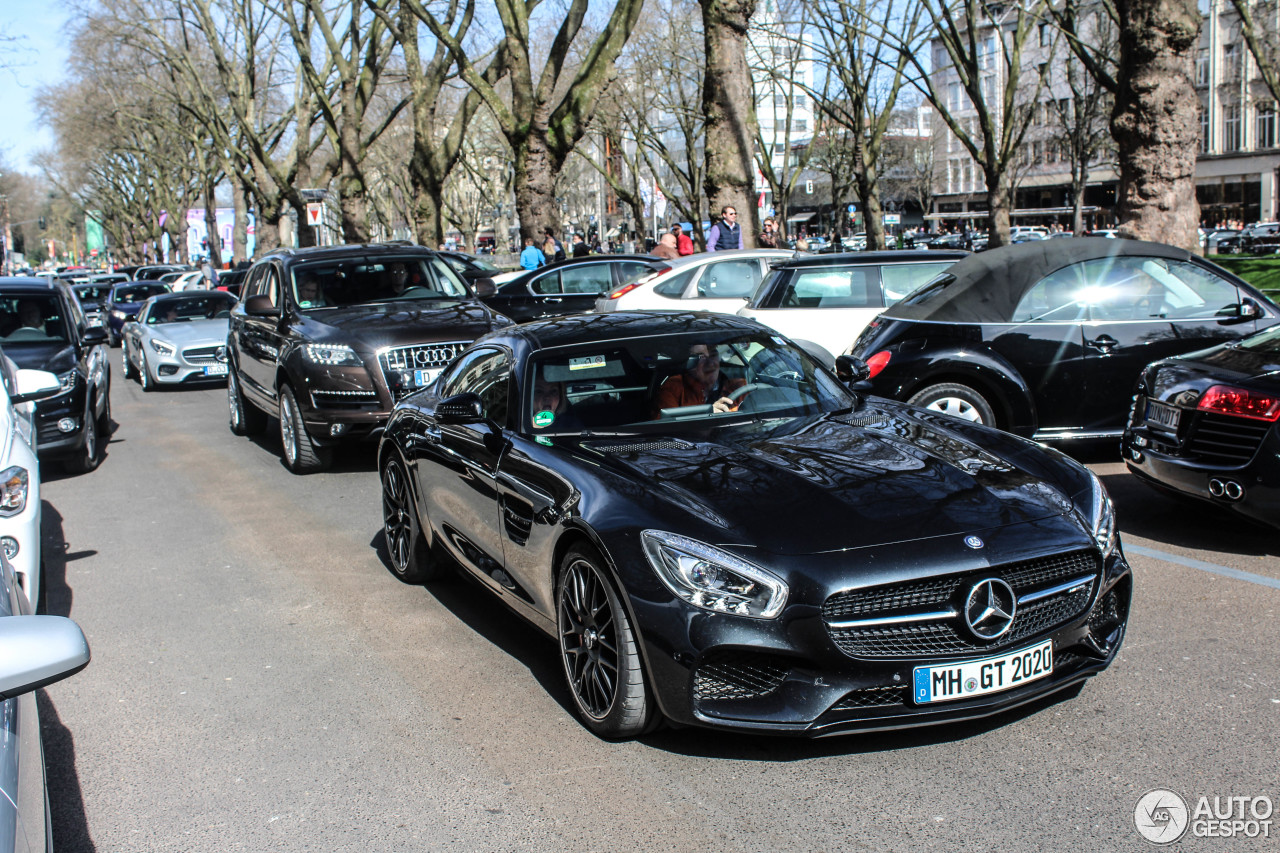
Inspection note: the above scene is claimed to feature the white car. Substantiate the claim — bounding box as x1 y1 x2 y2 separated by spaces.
0 352 62 612
737 251 968 358
594 249 797 314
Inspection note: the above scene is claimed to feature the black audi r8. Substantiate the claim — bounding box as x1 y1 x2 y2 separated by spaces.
378 311 1131 737
1122 325 1280 528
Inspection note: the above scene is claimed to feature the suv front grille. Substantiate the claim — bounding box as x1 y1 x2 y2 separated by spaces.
378 341 469 400
823 550 1100 660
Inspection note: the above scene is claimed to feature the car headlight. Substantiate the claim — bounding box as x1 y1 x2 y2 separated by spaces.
641 530 788 619
0 466 29 517
110 308 125 319
149 339 176 356
56 369 77 392
1082 470 1118 558
304 344 363 366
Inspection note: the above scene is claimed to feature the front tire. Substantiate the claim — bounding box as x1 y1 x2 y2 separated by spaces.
121 343 135 380
908 382 996 425
380 455 441 583
279 384 331 473
557 547 656 738
139 353 153 392
227 366 267 436
63 407 100 474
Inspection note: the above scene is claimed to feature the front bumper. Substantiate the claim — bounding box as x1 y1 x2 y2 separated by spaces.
631 541 1131 736
144 344 230 385
34 383 90 458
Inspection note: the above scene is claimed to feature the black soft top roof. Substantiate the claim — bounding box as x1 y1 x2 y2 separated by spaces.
880 238 1195 324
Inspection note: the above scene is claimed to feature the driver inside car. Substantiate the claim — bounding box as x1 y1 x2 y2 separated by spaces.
532 370 583 432
653 342 746 415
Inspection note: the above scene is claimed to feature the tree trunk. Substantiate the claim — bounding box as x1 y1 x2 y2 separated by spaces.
254 204 282 254
232 180 249 263
701 0 760 247
1071 166 1087 235
1112 0 1201 249
413 180 446 249
513 133 560 245
860 178 886 251
986 169 1013 249
203 179 222 268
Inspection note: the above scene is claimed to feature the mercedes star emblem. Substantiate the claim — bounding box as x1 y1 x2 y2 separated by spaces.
964 578 1016 640
964 535 984 549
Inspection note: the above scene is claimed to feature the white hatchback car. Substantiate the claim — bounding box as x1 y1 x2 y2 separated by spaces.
594 249 798 315
0 351 62 612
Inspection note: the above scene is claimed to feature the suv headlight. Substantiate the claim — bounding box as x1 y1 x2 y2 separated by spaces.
149 339 175 356
1082 470 1118 558
641 530 788 619
304 344 363 366
0 467 29 517
56 369 77 392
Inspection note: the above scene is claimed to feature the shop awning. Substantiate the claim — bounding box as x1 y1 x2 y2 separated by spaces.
786 212 816 223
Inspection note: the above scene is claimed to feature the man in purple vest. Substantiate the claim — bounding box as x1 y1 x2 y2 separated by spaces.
706 205 744 251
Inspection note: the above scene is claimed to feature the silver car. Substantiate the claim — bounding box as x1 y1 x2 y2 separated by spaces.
122 291 237 391
0 552 90 853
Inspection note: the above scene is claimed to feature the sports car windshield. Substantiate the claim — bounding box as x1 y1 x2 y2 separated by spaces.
146 294 237 324
114 284 170 303
290 256 469 311
526 331 854 434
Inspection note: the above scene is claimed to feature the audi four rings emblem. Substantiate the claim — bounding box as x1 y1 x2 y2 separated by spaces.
965 578 1017 640
412 347 453 366
964 535 984 549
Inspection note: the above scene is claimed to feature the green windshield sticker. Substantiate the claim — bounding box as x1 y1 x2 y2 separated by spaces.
535 435 553 446
569 355 607 371
533 410 555 428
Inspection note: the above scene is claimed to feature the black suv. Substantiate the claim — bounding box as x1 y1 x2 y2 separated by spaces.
0 277 111 473
226 243 513 473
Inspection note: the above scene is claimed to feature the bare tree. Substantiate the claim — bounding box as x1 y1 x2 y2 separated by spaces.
418 0 646 242
1230 0 1280 103
702 0 761 244
896 0 1045 247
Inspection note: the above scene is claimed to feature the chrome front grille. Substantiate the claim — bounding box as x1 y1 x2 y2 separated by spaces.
182 345 224 364
380 342 468 373
823 549 1101 661
311 389 380 409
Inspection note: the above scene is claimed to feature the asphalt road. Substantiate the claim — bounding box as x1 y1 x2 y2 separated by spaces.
37 375 1279 852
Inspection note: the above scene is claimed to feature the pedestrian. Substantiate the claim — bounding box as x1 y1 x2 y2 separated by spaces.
652 233 680 259
543 227 566 262
671 224 694 256
200 257 219 288
571 233 590 257
520 237 545 270
759 217 779 249
705 205 744 252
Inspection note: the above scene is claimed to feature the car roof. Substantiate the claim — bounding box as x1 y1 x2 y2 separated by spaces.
772 250 969 269
881 237 1196 324
498 310 765 352
0 277 61 294
499 253 664 285
258 242 442 264
659 248 798 268
148 290 236 303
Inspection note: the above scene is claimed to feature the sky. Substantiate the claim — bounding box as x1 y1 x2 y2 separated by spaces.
1 1 74 174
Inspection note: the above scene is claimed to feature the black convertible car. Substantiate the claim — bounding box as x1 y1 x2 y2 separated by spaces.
379 312 1131 737
1122 326 1280 527
849 238 1277 441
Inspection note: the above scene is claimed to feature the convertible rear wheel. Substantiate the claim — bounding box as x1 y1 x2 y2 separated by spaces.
908 382 995 425
279 385 331 473
557 547 655 738
380 455 441 584
227 367 266 436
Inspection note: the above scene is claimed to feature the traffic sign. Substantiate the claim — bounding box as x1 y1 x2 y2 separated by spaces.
306 203 323 227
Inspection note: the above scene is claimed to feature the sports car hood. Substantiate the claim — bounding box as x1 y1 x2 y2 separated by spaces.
148 319 229 346
298 300 508 350
590 407 1077 555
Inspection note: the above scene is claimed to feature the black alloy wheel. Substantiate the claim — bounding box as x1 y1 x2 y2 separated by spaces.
227 367 266 436
63 406 100 474
557 547 655 738
278 384 331 473
380 455 441 584
907 382 996 426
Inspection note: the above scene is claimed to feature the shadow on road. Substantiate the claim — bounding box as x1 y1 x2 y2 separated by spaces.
37 689 96 853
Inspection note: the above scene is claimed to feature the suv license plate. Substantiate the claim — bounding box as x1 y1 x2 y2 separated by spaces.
912 640 1053 704
203 364 229 376
1145 399 1180 431
413 368 441 388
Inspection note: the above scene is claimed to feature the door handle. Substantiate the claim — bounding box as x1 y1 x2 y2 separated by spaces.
1088 334 1118 353
543 297 562 304
423 425 441 443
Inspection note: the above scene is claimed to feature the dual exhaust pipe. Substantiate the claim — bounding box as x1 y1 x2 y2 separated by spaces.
1208 478 1245 501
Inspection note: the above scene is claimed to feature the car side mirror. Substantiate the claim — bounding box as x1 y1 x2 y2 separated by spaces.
11 368 62 404
0 615 91 701
435 392 485 424
835 354 871 384
1241 298 1262 320
82 326 108 345
244 293 280 316
473 277 497 298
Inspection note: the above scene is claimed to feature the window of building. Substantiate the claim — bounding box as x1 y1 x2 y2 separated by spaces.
794 119 807 133
795 93 807 110
981 74 996 103
1224 103 1242 151
1257 101 1277 149
1039 22 1051 48
1196 48 1209 86
1223 43 1242 82
948 81 962 112
1199 105 1210 153
980 35 997 71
